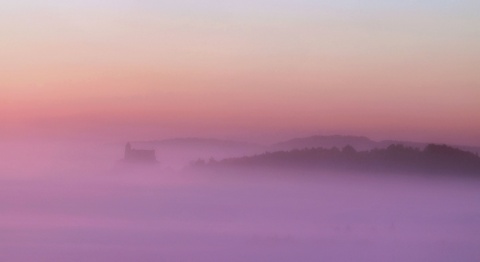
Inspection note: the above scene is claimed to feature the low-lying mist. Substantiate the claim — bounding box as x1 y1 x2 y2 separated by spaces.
1 140 480 262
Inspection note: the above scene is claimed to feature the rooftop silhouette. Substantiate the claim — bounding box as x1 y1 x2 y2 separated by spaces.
123 142 157 163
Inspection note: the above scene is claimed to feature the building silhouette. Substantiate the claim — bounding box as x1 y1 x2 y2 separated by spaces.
124 142 156 163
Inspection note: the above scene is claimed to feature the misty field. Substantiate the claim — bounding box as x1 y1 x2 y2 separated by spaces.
1 161 479 262
3 0 480 260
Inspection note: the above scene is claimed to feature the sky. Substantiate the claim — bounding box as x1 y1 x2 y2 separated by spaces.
1 0 480 145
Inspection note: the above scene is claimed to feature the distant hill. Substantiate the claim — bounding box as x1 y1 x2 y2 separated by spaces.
194 144 480 176
123 135 480 170
272 135 480 154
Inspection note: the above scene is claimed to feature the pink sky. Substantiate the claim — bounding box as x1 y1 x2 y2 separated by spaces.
2 1 480 145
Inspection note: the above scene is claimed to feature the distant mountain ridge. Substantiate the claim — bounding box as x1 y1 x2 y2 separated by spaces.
128 135 479 169
272 135 480 154
132 135 479 154
194 143 480 176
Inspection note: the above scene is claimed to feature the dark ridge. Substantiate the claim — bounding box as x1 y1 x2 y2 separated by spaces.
272 135 480 154
193 144 480 176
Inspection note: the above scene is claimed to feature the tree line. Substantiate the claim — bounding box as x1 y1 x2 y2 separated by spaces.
193 144 480 175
